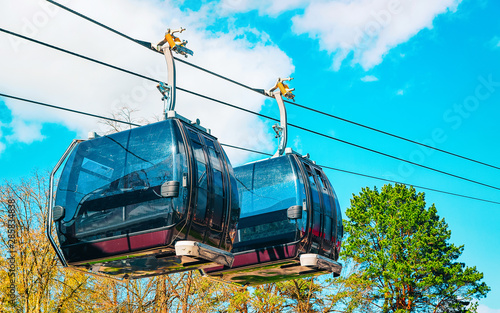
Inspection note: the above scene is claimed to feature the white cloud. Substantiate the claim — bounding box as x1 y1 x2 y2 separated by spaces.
478 305 500 313
361 75 379 82
292 0 462 70
5 119 45 144
215 0 462 70
0 0 294 165
396 89 405 96
218 0 308 16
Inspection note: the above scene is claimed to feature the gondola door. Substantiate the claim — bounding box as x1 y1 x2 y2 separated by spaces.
184 126 227 247
201 135 227 248
334 195 343 260
315 168 335 259
185 127 210 242
302 163 325 254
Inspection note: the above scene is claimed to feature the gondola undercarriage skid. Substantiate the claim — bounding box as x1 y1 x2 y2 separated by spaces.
202 250 343 287
65 242 235 281
71 240 236 280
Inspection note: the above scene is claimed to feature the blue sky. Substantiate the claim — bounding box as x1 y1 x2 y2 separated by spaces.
1 0 499 310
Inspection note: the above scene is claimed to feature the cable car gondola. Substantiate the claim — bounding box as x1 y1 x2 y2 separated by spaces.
46 29 239 279
203 79 343 286
47 113 239 279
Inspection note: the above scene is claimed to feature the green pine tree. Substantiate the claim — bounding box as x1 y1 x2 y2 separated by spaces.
340 184 489 313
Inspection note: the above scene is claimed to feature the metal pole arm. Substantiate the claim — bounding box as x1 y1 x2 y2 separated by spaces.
272 90 288 157
266 77 294 157
154 28 194 115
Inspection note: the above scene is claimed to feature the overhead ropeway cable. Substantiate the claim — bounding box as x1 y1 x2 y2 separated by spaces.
45 0 268 96
0 93 140 127
44 0 500 172
1 27 500 192
2 92 499 206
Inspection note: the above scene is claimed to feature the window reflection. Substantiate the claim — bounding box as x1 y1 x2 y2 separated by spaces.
55 120 187 242
233 156 303 252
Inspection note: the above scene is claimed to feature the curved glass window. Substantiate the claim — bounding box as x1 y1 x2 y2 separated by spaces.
55 120 188 241
237 157 298 218
232 156 303 252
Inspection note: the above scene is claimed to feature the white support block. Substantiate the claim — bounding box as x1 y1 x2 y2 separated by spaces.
175 240 234 268
300 253 342 275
